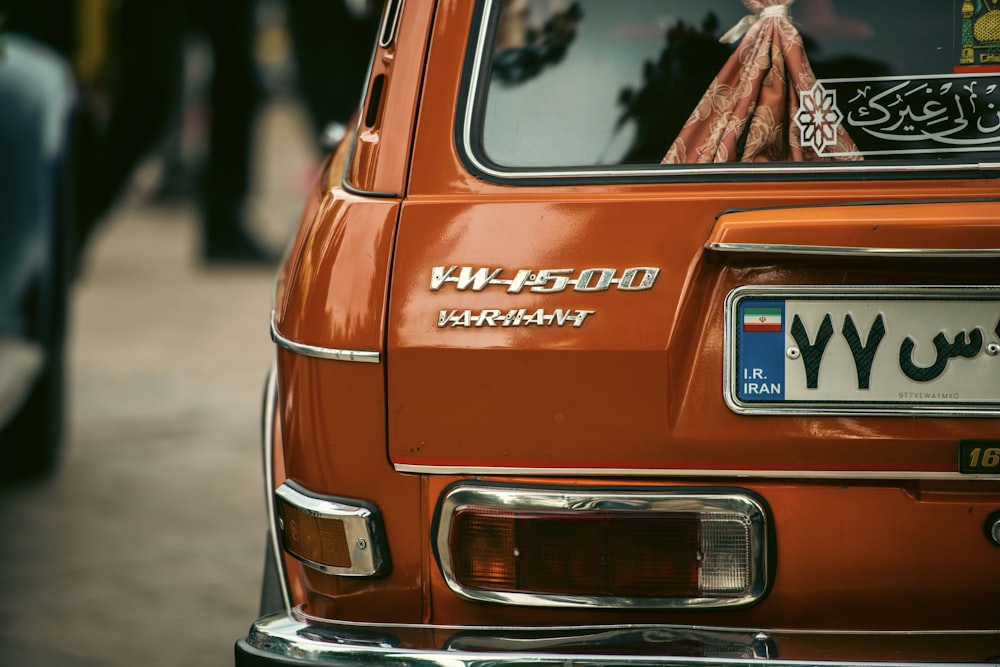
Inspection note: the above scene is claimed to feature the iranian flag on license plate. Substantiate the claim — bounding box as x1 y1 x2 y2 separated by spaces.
743 307 782 332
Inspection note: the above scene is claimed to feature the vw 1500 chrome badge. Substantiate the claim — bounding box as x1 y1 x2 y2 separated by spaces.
430 266 659 293
431 266 660 329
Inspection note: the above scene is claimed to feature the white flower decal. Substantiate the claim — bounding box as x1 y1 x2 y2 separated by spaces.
794 82 844 154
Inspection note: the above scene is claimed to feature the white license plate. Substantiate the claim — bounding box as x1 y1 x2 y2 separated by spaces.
725 287 1000 416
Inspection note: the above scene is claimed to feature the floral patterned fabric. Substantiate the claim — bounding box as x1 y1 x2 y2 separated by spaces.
662 0 861 163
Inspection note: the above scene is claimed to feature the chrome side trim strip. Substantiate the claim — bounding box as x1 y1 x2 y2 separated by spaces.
434 485 769 610
459 0 998 182
394 463 1000 481
270 311 380 363
238 611 1000 667
263 361 292 612
709 243 1000 257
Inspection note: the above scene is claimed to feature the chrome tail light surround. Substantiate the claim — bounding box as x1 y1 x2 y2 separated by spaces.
433 484 770 609
275 481 391 577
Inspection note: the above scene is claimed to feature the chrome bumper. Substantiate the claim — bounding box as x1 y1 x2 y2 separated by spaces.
235 611 1000 667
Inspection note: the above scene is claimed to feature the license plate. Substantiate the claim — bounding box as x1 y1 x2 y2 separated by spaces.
724 286 1000 416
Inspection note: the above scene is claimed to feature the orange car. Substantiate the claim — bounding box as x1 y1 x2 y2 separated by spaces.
236 1 1000 665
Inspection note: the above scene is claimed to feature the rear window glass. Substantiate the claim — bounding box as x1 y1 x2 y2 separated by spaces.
466 0 1000 174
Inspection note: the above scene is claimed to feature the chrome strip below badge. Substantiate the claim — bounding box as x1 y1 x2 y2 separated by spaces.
724 286 1000 417
270 311 380 363
709 243 1000 257
394 463 1000 481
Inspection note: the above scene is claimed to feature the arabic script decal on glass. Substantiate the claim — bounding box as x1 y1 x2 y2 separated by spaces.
809 74 1000 156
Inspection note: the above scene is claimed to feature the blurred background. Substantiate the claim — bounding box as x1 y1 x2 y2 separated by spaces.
0 1 380 664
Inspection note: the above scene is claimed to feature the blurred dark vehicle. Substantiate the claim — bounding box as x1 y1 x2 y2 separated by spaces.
0 33 77 478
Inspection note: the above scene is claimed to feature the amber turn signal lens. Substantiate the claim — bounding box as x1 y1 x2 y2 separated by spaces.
278 502 352 569
274 482 389 577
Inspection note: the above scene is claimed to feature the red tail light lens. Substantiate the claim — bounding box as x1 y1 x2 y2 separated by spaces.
452 508 701 597
436 486 768 609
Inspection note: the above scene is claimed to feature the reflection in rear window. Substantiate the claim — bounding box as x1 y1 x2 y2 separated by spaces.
473 0 1000 171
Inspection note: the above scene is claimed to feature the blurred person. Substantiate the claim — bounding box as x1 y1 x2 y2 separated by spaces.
286 0 381 138
196 0 268 262
3 0 270 264
95 1 269 263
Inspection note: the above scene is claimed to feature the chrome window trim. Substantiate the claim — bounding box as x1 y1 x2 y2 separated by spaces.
459 0 1000 183
275 482 389 577
343 6 399 198
395 463 1000 481
378 0 404 48
434 484 769 609
723 285 1000 417
270 310 380 363
709 243 1000 257
263 361 293 612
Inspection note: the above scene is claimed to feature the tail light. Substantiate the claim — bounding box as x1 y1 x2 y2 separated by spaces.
275 482 390 577
434 485 769 609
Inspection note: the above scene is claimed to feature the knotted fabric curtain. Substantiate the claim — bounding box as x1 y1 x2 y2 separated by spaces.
662 0 860 163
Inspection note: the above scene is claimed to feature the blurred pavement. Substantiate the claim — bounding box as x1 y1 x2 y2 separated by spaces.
0 97 318 666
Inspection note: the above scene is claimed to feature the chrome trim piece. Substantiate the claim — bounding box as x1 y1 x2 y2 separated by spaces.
435 485 768 609
342 3 398 198
378 0 404 48
723 285 1000 417
709 243 1000 257
270 311 380 363
444 627 773 658
275 482 389 577
459 0 999 182
394 463 1000 480
263 362 292 612
238 611 1000 667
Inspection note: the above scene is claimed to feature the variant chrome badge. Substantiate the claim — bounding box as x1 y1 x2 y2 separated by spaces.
724 286 1000 417
437 308 595 328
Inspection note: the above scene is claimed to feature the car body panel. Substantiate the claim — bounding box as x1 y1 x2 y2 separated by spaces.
386 195 1000 477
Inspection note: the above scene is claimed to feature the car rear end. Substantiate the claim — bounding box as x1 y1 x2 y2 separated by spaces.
237 0 1000 665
